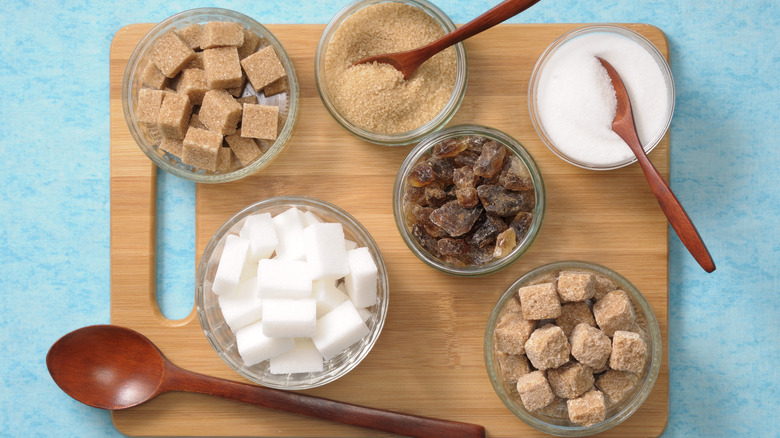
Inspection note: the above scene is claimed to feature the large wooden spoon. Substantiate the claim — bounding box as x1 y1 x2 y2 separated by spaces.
46 325 485 438
597 57 716 273
354 0 542 79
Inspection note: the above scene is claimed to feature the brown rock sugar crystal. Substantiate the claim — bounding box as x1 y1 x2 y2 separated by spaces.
323 2 456 134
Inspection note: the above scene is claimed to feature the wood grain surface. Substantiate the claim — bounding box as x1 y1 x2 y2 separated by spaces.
110 23 669 437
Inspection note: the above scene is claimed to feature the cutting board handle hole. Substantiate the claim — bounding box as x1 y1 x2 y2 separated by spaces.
155 171 197 322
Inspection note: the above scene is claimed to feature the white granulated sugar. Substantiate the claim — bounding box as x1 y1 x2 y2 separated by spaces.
536 32 670 167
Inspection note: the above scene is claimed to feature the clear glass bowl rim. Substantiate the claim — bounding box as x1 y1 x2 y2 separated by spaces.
392 123 546 276
195 196 389 389
121 7 300 183
527 24 675 171
314 0 468 146
484 260 663 436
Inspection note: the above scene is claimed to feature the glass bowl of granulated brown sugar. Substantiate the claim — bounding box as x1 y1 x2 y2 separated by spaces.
315 0 468 146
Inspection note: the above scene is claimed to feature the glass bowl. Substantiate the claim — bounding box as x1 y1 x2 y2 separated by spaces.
528 25 674 170
122 8 299 183
393 124 545 276
484 261 662 436
314 0 468 146
195 196 389 390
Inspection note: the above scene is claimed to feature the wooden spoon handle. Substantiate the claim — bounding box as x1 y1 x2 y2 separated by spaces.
615 126 716 273
425 0 542 52
167 366 485 438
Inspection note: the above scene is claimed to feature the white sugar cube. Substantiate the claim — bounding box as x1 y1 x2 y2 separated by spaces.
212 235 250 296
218 277 263 332
311 280 348 318
357 307 372 323
269 339 324 374
345 239 358 251
235 321 295 366
312 301 369 360
239 212 278 261
262 298 317 338
344 247 378 308
272 207 306 260
256 258 312 299
302 210 324 227
304 222 350 280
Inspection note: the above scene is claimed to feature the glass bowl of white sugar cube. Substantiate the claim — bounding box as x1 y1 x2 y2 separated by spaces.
195 196 388 390
528 25 674 170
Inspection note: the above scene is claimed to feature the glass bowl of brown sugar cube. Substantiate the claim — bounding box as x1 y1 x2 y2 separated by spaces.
393 124 545 276
484 261 662 436
122 8 299 183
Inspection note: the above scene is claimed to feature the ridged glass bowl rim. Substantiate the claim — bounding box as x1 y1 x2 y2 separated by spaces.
527 24 675 171
195 196 389 390
484 261 662 436
393 124 546 276
121 7 300 183
314 0 468 146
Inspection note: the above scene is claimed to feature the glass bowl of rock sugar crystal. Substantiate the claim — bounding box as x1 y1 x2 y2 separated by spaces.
528 25 675 170
195 196 388 390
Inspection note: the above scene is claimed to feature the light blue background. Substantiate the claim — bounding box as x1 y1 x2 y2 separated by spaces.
1 0 777 436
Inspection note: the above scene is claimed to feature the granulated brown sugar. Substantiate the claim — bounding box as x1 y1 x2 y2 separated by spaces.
324 2 456 134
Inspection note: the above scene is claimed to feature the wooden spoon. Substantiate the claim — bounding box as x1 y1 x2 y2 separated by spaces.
46 325 485 438
596 57 716 273
354 0 542 79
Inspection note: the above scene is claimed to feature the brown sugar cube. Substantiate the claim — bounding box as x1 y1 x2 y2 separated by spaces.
263 76 288 96
593 275 618 301
141 63 168 89
216 146 235 172
158 138 183 157
241 46 286 92
203 46 243 89
177 23 201 49
241 104 279 140
225 128 263 166
227 73 248 97
176 69 210 105
189 113 207 130
516 371 555 411
593 290 635 337
150 31 196 78
184 52 204 70
557 271 596 302
555 302 596 337
236 95 258 105
596 370 638 405
609 330 647 374
548 362 594 399
494 313 537 355
567 389 606 427
497 352 531 385
158 93 192 139
199 89 242 135
181 127 222 171
570 324 612 369
136 88 165 128
518 283 561 320
524 324 571 370
200 21 244 49
237 28 262 60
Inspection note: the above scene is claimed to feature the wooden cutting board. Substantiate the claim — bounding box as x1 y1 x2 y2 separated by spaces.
110 23 669 437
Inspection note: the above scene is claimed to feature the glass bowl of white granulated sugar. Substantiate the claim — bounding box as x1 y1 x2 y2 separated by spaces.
528 25 674 171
